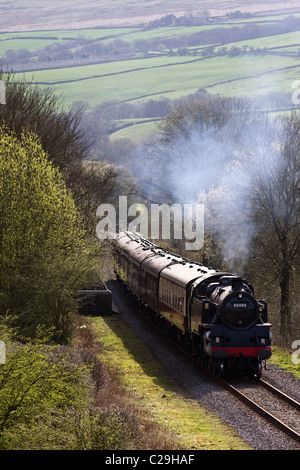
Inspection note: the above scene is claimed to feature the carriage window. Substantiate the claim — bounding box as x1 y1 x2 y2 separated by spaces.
179 296 184 313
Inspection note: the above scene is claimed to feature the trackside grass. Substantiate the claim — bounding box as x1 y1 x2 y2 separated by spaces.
91 314 251 450
270 347 300 379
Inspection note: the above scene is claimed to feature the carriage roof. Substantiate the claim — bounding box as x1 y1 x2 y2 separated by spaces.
115 232 220 288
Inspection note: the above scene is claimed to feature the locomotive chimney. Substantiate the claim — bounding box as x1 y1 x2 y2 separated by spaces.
232 277 243 289
219 276 243 289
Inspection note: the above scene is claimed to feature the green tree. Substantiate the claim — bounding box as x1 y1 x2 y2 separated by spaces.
0 127 86 341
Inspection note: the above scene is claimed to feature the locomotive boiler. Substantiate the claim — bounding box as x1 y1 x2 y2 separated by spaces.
113 231 272 378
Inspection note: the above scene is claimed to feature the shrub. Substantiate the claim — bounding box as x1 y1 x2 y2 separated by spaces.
0 328 91 449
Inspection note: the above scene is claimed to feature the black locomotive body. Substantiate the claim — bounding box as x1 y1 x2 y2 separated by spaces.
113 231 272 378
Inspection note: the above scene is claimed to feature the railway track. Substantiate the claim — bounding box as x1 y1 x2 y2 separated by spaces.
218 377 300 445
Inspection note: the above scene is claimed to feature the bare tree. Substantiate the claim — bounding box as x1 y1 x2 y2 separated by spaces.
251 112 300 339
0 72 93 169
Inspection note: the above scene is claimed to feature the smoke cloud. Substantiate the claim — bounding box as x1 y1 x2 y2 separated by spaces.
131 102 284 274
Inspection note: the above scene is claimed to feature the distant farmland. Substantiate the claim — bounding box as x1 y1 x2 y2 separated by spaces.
24 54 300 103
2 8 300 141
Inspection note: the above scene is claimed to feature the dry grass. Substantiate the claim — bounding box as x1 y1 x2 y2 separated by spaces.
74 314 185 449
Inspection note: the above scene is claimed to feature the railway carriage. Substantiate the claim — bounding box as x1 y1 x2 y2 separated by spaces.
113 231 272 378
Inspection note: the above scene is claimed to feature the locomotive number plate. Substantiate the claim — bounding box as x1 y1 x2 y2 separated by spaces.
232 302 248 308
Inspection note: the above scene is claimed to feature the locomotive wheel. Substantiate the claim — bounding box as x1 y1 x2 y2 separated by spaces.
254 359 262 380
218 361 224 378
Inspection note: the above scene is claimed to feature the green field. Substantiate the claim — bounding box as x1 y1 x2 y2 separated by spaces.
215 30 300 51
26 54 299 105
110 119 161 142
0 28 137 56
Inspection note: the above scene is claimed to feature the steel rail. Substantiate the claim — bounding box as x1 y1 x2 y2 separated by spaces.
220 378 300 444
259 379 300 411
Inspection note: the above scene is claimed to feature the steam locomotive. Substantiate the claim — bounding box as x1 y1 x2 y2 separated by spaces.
112 231 272 378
